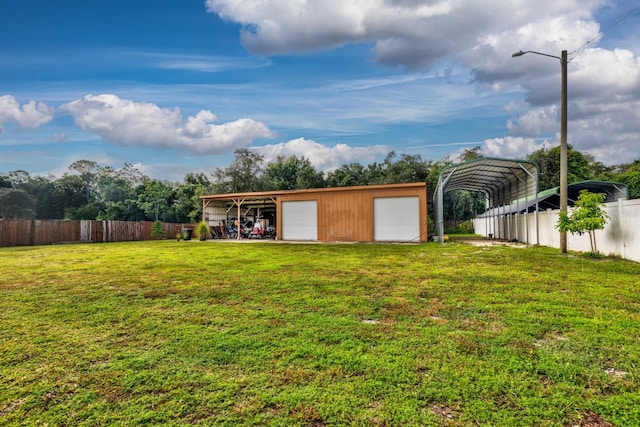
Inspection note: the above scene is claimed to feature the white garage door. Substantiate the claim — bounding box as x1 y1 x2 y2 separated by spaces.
282 200 318 241
374 196 420 242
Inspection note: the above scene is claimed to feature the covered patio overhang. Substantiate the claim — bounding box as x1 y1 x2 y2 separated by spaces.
433 158 540 244
201 190 281 240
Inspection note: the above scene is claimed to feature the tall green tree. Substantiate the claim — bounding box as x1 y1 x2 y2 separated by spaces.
94 164 148 220
68 160 100 204
212 148 267 193
616 160 640 200
174 173 212 223
448 190 483 222
459 147 483 162
0 188 36 219
363 161 386 185
49 161 109 220
136 179 176 221
53 174 94 220
0 173 12 188
527 145 600 191
381 152 432 184
327 151 434 187
264 156 325 190
4 172 61 219
325 162 367 187
7 170 32 188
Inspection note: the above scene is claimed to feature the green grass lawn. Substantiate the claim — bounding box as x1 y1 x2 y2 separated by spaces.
1 240 639 426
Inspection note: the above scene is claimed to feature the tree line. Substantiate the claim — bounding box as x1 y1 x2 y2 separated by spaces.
1 146 638 224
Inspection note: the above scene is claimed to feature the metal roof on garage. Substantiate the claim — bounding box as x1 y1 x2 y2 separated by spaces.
199 182 427 205
433 158 540 243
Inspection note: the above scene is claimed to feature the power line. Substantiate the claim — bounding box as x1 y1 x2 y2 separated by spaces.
568 5 640 62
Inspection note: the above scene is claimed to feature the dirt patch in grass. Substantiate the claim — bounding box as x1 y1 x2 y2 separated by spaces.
0 399 26 416
571 411 615 427
431 404 456 420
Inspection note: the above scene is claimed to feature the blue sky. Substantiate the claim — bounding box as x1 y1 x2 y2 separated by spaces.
1 0 639 181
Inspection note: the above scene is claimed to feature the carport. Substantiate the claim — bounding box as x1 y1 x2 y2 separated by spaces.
201 191 278 240
433 158 540 244
477 180 628 215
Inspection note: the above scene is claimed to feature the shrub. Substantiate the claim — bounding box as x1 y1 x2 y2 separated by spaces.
445 220 474 235
194 221 210 241
151 220 165 240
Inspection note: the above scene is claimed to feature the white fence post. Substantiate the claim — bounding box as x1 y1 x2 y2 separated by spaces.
619 198 626 260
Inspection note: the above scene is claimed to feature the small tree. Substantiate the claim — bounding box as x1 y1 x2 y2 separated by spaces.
556 190 609 254
151 220 165 240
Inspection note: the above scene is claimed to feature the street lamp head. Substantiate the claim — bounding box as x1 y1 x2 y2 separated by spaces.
512 50 526 58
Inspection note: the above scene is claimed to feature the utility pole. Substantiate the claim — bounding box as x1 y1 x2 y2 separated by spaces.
512 49 569 253
559 50 568 253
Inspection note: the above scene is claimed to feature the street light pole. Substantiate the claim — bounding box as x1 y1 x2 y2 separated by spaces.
512 49 568 253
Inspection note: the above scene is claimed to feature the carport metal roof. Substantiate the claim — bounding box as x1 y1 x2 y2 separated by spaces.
433 158 540 243
476 180 628 217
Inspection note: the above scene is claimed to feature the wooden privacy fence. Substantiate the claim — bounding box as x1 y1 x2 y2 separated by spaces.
0 220 186 247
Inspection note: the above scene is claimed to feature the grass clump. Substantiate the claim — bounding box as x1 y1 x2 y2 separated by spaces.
1 241 638 426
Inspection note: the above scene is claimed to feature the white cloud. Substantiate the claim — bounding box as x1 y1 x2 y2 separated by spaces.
61 94 276 155
205 0 603 69
0 95 55 132
255 137 390 171
504 46 640 164
479 136 550 159
205 0 640 165
136 52 272 73
507 106 559 136
50 133 67 143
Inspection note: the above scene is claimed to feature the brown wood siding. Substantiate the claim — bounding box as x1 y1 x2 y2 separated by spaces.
317 190 372 241
278 184 427 242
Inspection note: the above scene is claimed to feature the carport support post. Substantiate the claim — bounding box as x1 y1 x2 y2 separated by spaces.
524 178 530 245
436 169 455 243
500 209 504 239
202 199 211 223
237 203 241 240
507 180 513 241
515 179 520 242
484 193 490 238
493 190 498 239
512 171 529 243
518 163 540 246
437 184 445 243
495 188 499 240
232 198 245 240
497 188 502 240
492 189 497 239
501 188 506 240
532 180 538 246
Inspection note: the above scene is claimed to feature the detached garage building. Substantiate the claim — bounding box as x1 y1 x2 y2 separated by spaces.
200 182 428 243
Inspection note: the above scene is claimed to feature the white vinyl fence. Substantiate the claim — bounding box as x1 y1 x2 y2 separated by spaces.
472 198 640 262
